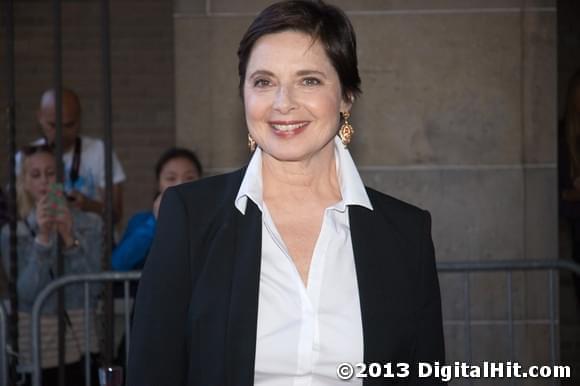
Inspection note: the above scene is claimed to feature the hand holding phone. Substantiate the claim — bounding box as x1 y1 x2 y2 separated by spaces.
47 182 67 217
46 182 75 244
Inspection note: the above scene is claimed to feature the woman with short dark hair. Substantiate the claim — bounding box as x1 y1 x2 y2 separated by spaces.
128 2 445 385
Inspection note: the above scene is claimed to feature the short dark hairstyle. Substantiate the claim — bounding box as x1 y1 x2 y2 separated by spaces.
155 147 203 180
237 0 361 101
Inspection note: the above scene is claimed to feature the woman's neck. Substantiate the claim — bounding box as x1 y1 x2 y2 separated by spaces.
262 143 341 204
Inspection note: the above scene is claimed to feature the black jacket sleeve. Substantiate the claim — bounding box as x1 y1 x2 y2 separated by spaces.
127 188 192 386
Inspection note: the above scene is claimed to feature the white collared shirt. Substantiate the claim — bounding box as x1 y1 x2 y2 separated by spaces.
235 137 373 386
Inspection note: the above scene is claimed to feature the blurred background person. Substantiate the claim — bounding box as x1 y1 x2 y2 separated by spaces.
111 147 202 271
111 147 202 375
17 88 126 225
1 145 102 385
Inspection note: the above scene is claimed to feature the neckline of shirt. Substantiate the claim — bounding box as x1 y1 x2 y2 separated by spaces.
235 136 373 215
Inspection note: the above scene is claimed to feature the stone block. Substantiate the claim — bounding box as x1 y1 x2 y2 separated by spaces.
524 168 558 261
175 17 213 166
469 272 515 321
440 273 467 322
470 323 512 362
525 270 556 321
522 168 557 320
443 322 467 363
175 16 251 168
523 11 557 163
443 322 558 385
359 168 525 261
349 13 521 165
514 323 554 366
175 0 206 14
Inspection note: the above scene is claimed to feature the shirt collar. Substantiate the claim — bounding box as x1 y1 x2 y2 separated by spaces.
235 136 373 214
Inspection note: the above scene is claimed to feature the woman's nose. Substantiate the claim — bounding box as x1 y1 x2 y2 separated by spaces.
273 86 297 113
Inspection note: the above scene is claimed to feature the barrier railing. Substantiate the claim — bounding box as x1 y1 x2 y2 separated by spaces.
437 258 580 386
18 260 580 385
29 271 140 386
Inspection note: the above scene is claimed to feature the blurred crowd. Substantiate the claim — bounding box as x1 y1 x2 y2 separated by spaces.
0 88 203 384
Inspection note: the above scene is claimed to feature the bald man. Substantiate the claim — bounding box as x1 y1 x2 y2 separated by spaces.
20 88 126 224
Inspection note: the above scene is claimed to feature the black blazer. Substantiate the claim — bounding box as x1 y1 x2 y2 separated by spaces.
127 168 445 386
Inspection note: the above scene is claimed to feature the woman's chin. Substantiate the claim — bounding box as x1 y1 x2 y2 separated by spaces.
262 149 322 165
261 140 334 164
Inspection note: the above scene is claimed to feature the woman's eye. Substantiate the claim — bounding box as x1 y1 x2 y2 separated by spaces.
302 77 321 86
253 78 272 88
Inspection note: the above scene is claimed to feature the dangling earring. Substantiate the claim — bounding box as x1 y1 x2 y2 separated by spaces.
339 111 354 148
248 133 256 152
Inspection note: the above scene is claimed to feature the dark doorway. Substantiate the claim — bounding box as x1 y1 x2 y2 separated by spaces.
557 0 580 382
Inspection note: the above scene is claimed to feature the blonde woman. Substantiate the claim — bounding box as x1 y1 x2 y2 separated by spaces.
1 145 102 385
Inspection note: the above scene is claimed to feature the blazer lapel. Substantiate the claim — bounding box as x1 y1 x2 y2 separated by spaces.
349 201 416 368
225 201 262 386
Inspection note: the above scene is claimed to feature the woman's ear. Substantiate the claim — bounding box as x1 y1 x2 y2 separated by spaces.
340 93 354 114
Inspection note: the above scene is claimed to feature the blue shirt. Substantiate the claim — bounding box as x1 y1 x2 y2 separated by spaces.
112 211 156 271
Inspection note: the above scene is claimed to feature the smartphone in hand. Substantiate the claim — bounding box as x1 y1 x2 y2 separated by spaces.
47 182 67 217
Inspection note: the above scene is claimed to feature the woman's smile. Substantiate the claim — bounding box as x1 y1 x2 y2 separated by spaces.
269 120 310 137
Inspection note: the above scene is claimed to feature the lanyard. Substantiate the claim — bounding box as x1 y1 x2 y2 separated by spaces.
69 136 82 185
43 136 82 185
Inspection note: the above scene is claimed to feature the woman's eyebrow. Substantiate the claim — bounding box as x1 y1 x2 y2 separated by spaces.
248 70 275 79
248 69 328 79
296 70 327 78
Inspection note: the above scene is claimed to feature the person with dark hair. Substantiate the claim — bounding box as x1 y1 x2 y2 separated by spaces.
128 1 445 385
559 69 580 302
111 147 202 271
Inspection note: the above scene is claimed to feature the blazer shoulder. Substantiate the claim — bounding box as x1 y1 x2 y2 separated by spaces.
172 168 245 207
365 186 431 236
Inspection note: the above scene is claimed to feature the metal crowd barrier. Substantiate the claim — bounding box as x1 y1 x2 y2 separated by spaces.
29 271 141 386
19 260 580 386
436 258 580 377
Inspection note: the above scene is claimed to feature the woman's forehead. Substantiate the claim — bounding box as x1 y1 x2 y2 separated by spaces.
246 31 333 74
25 152 55 168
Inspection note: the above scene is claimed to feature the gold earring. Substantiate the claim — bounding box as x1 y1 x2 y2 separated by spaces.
248 133 256 152
339 111 354 148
